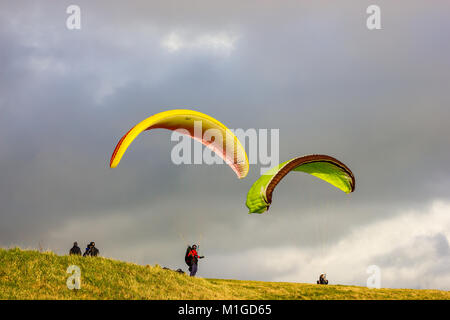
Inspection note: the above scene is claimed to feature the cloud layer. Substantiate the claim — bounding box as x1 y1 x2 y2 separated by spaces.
203 201 450 290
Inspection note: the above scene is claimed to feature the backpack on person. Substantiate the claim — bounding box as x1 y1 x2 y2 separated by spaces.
185 246 193 267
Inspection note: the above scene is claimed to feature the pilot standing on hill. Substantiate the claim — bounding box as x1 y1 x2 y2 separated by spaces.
188 244 204 277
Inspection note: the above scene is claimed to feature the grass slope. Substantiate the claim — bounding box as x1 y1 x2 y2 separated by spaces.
1 248 449 300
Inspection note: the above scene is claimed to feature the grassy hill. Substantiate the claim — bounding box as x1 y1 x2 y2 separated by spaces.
1 248 449 300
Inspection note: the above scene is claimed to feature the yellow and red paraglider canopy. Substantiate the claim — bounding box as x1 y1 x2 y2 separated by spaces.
110 109 249 179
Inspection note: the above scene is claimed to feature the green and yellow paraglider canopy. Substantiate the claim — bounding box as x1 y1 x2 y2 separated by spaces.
246 155 355 213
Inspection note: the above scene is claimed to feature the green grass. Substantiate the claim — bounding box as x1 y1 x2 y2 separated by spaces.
1 248 449 300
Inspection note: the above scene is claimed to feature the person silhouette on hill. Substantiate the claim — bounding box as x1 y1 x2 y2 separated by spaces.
69 242 81 256
83 241 100 257
317 273 328 285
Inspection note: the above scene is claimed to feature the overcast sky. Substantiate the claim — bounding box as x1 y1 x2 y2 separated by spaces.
1 1 450 290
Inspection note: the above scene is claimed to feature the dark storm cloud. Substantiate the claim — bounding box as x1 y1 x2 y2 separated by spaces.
1 1 450 288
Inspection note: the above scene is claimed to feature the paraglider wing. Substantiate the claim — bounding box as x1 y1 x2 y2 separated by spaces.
246 155 355 213
110 109 249 179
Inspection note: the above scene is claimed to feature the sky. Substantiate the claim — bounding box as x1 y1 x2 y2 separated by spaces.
1 1 450 290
